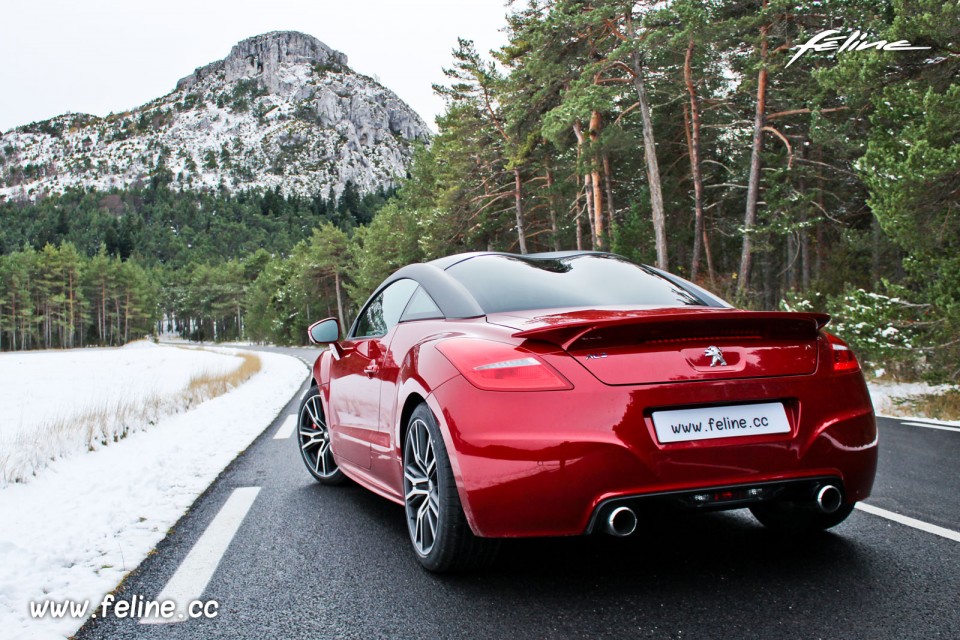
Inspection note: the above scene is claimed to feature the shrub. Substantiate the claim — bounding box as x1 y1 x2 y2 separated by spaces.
827 287 919 371
780 285 926 379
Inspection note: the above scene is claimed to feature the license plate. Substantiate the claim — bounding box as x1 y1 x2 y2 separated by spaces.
651 402 790 444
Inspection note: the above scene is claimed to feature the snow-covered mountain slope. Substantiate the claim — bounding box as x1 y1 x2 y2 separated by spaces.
0 31 431 201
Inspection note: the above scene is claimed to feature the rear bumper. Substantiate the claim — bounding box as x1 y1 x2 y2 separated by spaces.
427 369 877 538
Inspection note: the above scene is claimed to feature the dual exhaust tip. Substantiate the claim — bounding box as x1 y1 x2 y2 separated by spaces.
603 483 843 536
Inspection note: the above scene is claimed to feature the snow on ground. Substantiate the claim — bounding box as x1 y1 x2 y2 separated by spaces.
867 379 960 425
0 346 306 640
0 341 244 484
0 340 239 440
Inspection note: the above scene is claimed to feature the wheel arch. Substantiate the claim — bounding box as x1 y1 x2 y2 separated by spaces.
393 379 482 537
392 336 480 534
398 392 426 454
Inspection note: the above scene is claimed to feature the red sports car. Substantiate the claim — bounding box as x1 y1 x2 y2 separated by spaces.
298 252 877 572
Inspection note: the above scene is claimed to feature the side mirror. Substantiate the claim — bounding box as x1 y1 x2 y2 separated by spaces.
308 318 340 344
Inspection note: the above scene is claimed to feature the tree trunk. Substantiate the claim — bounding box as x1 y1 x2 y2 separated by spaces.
575 208 584 250
545 164 560 251
801 229 811 292
584 178 597 249
334 271 346 331
738 2 769 296
603 154 615 239
588 110 604 249
628 44 668 270
114 297 121 345
573 122 597 249
513 167 528 254
67 270 75 348
573 184 584 251
814 143 824 281
101 281 107 344
799 143 810 292
702 220 716 289
786 232 797 291
684 38 706 282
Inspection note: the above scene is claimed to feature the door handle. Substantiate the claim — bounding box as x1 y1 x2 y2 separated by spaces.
363 363 379 377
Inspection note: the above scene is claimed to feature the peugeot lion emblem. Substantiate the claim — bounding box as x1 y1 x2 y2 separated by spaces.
705 346 727 367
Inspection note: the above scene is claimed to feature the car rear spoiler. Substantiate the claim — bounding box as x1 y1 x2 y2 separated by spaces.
511 310 831 351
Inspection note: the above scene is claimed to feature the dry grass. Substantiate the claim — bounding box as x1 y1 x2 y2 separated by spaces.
184 352 262 407
0 350 262 485
898 389 960 421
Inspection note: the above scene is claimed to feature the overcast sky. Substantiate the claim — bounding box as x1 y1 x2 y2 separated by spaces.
0 0 510 132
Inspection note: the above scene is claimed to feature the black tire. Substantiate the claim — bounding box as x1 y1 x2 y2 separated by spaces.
750 500 855 533
402 403 499 572
297 386 346 485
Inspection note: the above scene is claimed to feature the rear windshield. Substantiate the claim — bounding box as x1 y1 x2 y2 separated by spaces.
445 254 721 314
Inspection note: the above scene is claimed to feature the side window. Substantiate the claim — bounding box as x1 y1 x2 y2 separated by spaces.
353 279 419 338
400 286 443 322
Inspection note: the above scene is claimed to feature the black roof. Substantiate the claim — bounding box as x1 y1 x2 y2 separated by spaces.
348 251 729 336
366 251 627 323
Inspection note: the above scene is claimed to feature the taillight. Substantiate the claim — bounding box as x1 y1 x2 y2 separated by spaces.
825 332 860 372
436 339 573 391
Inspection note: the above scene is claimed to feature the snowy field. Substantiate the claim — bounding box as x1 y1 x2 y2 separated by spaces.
0 342 244 484
0 344 306 640
0 341 239 440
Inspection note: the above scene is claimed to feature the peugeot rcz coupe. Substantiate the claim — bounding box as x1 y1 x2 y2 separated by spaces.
297 252 877 572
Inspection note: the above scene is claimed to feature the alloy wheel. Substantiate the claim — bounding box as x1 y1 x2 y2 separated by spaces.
298 392 339 480
403 418 440 556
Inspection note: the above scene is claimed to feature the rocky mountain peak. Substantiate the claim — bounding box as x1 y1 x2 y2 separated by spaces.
1 32 431 202
177 31 349 94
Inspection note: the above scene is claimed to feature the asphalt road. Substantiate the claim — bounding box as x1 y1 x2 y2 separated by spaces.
76 346 960 640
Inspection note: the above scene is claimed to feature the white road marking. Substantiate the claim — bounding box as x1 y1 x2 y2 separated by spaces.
273 414 297 440
141 487 261 624
900 421 960 434
898 416 960 428
855 503 960 543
